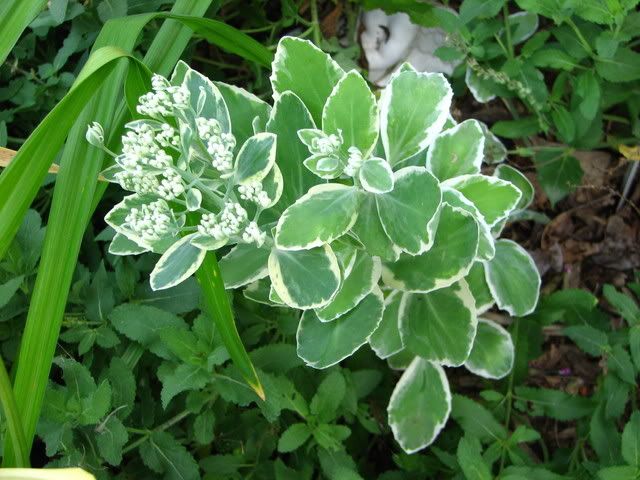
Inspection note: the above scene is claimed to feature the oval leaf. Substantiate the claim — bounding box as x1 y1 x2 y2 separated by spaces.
426 119 485 181
484 239 541 316
150 234 206 291
359 157 394 194
388 358 451 454
369 290 404 359
234 132 277 185
399 280 478 366
297 288 384 369
464 318 514 379
268 245 341 309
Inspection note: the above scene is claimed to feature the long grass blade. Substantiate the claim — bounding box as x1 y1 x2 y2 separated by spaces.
2 1 233 463
0 0 47 65
0 357 28 467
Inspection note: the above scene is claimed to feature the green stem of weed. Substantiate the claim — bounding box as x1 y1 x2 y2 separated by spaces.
502 3 514 59
499 318 519 474
310 0 322 46
0 357 28 467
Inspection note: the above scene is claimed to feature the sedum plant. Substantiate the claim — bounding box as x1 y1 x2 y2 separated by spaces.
88 36 541 454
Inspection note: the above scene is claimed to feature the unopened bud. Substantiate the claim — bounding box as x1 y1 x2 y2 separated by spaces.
86 122 105 148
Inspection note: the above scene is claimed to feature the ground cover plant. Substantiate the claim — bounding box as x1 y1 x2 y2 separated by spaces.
0 1 639 479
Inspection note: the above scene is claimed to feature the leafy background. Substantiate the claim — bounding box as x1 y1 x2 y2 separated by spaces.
1 0 639 479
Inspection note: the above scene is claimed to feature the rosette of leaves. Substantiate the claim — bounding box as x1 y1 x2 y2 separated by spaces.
218 37 541 454
92 61 281 291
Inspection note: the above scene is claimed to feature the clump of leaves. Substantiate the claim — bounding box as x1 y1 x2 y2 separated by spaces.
93 36 541 454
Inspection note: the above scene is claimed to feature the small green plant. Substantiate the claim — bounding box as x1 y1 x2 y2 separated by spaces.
93 36 541 453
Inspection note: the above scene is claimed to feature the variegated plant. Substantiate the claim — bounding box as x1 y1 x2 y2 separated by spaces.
88 36 541 454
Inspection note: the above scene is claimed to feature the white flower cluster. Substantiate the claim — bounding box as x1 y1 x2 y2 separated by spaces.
156 123 180 149
137 74 190 118
125 199 175 242
242 221 266 246
198 202 248 240
311 132 342 155
238 181 271 208
196 117 236 173
121 123 173 170
157 168 185 200
344 146 364 177
114 170 159 195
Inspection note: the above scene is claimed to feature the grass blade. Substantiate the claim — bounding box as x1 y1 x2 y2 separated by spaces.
2 1 215 462
0 0 47 65
0 357 28 467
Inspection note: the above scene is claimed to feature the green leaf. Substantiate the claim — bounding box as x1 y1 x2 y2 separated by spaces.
603 285 639 325
359 158 395 194
459 0 505 23
383 204 479 292
322 70 379 157
234 132 277 185
140 431 199 480
457 435 492 480
466 68 497 103
531 48 578 70
494 164 534 211
491 116 541 139
0 276 23 310
316 250 381 322
465 262 495 313
630 326 640 372
269 245 341 309
479 122 507 164
399 281 478 366
271 36 345 124
515 386 594 420
275 184 360 250
297 288 384 369
313 424 351 451
451 394 507 442
426 119 485 181
278 423 312 453
507 11 539 44
465 319 514 379
193 410 215 445
267 91 321 211
575 70 601 120
622 411 640 466
534 150 583 206
442 188 495 261
376 166 442 255
563 325 608 356
215 80 271 148
150 234 206 291
219 243 270 289
551 106 576 143
596 47 640 83
485 239 541 316
159 363 210 408
591 403 622 465
179 61 231 132
0 0 47 66
387 358 451 453
380 70 452 166
351 194 399 261
444 174 521 226
597 466 638 480
110 303 187 359
369 290 404 359
311 371 346 422
96 416 128 466
608 344 636 385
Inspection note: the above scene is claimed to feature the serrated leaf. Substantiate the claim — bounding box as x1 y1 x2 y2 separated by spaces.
388 358 451 453
450 394 507 442
465 319 514 379
399 281 478 366
311 371 346 423
96 416 128 466
297 289 384 369
140 431 199 480
622 411 640 466
278 423 312 453
159 363 210 409
376 166 441 255
485 240 540 316
457 434 492 480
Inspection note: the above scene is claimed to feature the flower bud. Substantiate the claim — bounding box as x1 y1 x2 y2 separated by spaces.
86 122 105 148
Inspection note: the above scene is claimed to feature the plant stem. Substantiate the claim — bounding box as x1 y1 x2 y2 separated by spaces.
310 0 322 46
499 318 519 473
566 18 594 56
502 3 514 59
